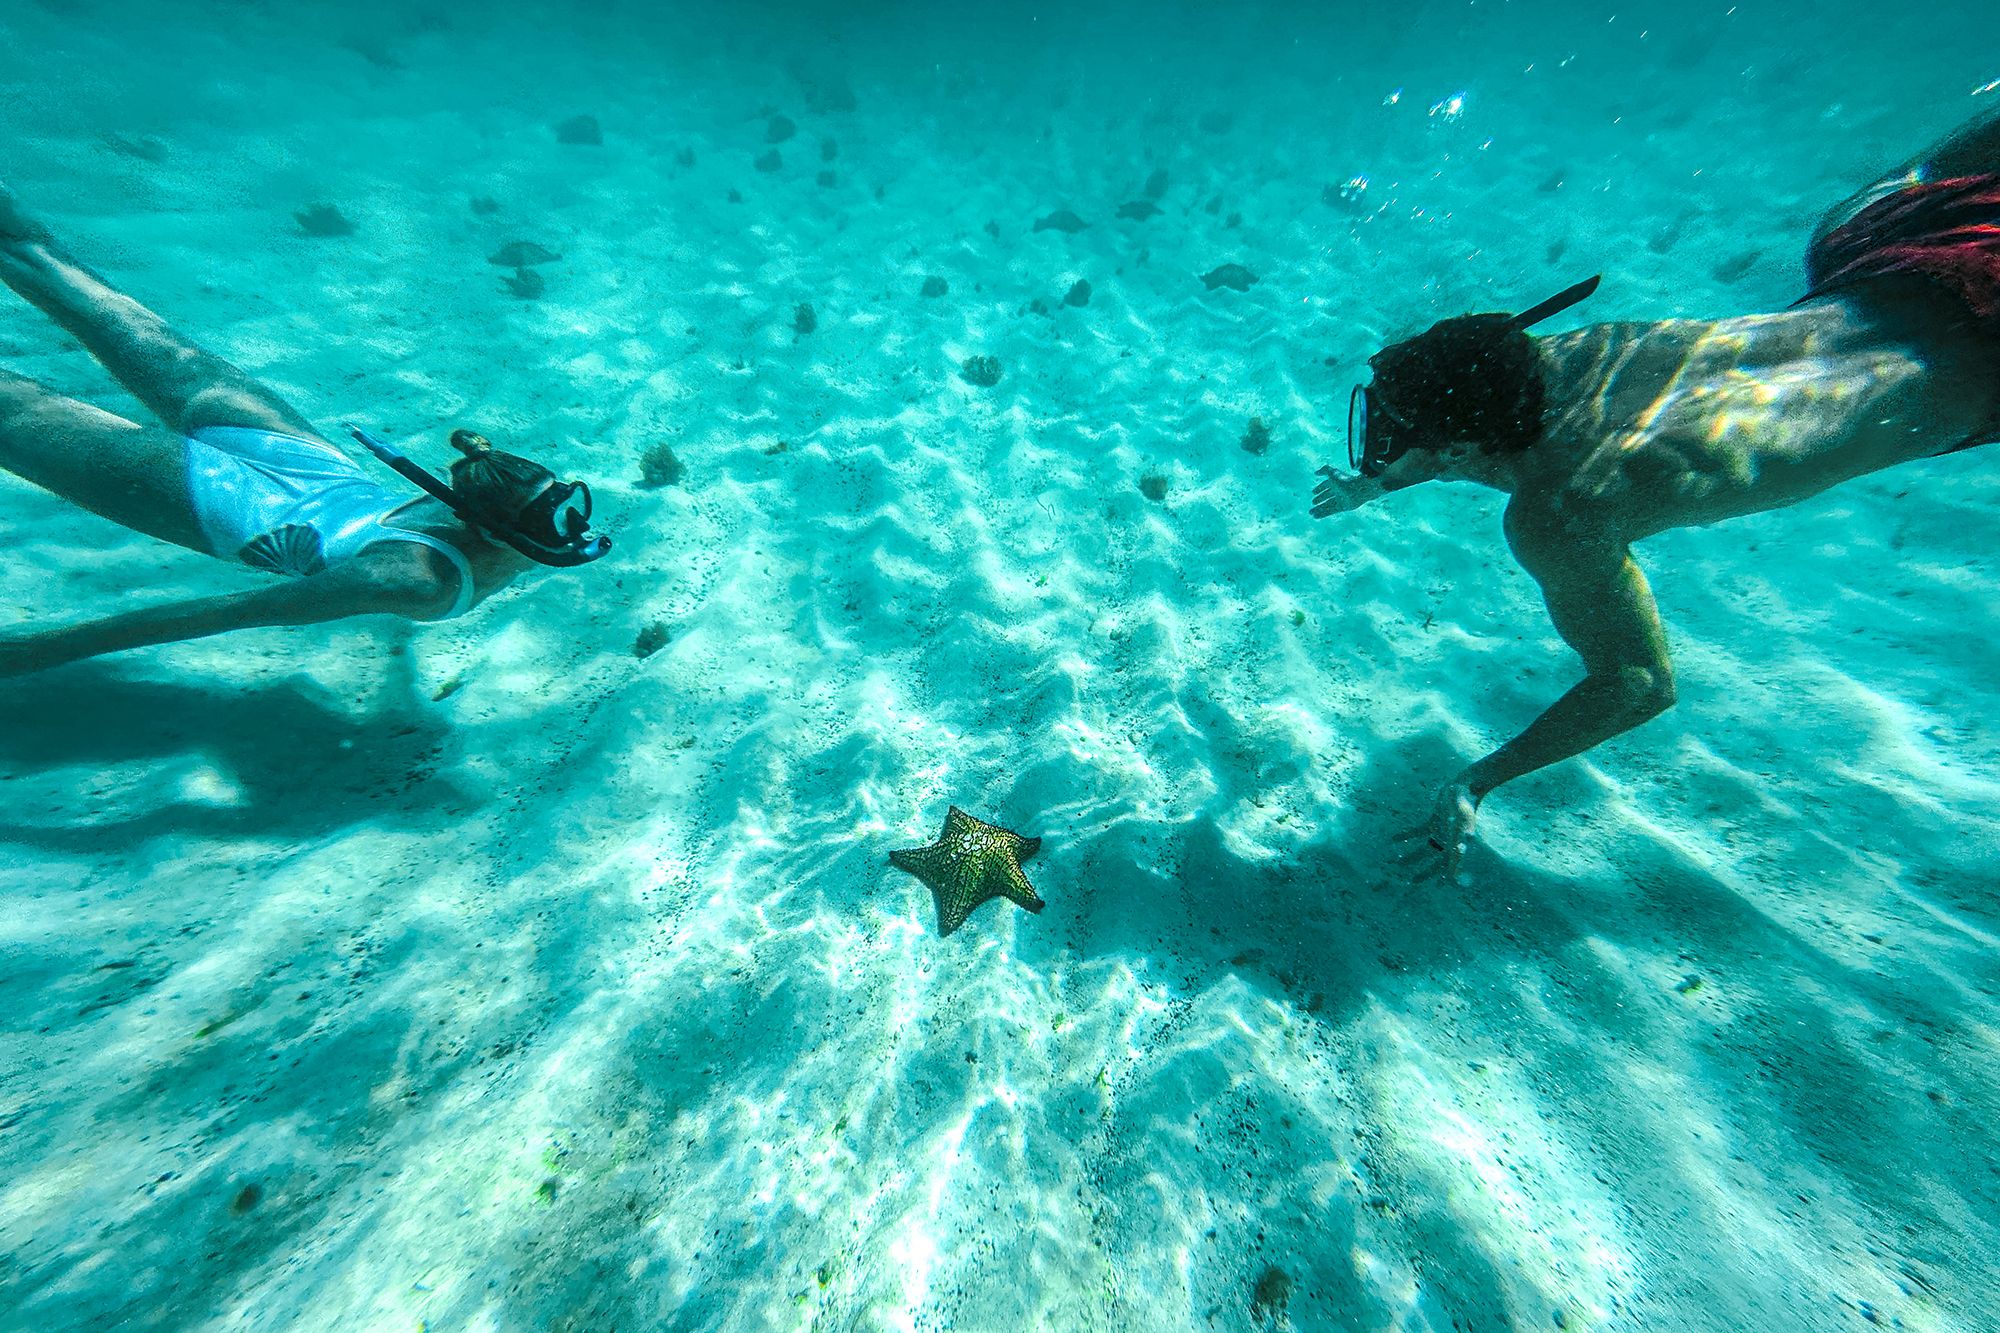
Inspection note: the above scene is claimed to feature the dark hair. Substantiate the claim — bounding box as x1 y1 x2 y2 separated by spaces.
446 429 554 527
1369 313 1548 455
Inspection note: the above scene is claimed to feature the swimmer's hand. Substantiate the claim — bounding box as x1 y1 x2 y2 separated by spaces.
1394 779 1480 879
1427 780 1480 877
1311 465 1374 518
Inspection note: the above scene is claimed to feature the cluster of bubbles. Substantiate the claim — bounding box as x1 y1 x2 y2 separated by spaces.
1427 91 1470 123
1379 86 1471 122
1331 87 1473 218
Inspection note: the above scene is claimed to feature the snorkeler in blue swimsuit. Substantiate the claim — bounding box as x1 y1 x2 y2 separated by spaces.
0 180 609 676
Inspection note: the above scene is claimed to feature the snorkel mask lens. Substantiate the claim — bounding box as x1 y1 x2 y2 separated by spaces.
1348 384 1414 477
520 478 593 544
1347 384 1368 473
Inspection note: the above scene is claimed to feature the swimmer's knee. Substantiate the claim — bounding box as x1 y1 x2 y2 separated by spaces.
1612 664 1677 718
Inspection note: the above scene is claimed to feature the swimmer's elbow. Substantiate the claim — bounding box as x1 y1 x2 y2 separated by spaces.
371 557 466 620
336 547 468 622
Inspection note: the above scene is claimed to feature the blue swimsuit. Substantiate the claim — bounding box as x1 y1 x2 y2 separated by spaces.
182 426 476 619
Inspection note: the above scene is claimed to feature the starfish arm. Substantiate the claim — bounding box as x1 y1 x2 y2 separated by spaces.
990 860 1046 913
935 888 975 936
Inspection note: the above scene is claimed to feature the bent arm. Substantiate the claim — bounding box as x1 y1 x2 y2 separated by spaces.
1460 506 1676 799
0 548 459 676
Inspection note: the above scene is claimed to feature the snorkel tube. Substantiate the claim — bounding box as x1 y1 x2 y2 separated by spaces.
349 424 612 568
1504 274 1601 333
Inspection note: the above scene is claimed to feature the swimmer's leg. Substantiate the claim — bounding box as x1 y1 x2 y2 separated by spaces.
1910 99 2000 180
0 368 207 550
0 181 319 439
1813 101 2000 245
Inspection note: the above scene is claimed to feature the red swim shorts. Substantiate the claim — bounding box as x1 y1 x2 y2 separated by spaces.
1805 173 2000 322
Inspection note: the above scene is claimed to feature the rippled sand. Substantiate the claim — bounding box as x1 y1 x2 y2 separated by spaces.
2 2 1998 1329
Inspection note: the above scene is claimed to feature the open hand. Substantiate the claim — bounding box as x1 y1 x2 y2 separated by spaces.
1311 465 1368 519
1393 780 1481 880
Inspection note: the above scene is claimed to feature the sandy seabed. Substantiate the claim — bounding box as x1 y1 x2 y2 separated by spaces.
1 2 1998 1329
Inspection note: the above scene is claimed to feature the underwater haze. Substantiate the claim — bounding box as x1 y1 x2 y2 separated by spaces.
3 0 2000 1328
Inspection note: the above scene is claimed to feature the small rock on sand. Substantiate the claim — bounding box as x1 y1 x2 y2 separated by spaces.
960 355 1002 387
1714 249 1761 283
639 441 684 489
487 241 561 267
294 204 353 237
501 267 544 300
1200 263 1257 292
634 622 671 659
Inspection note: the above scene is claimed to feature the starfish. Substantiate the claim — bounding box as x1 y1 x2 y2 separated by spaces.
889 807 1045 937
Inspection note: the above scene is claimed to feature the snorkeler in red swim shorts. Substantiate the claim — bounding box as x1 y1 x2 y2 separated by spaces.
1311 102 2000 873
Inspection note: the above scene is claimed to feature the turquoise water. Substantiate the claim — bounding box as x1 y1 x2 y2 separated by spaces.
2 1 1998 1329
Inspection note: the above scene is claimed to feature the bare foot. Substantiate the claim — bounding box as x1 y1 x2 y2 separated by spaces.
0 182 52 245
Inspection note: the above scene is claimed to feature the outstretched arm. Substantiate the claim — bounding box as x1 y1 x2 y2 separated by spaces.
0 548 461 676
1425 503 1676 869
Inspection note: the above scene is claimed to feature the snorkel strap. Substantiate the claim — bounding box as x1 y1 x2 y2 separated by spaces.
348 424 612 568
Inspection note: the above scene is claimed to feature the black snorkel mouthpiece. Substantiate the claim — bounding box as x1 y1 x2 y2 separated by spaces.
350 424 611 568
1348 273 1602 477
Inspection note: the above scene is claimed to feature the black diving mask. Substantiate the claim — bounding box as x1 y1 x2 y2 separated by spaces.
350 424 612 568
1346 273 1603 477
